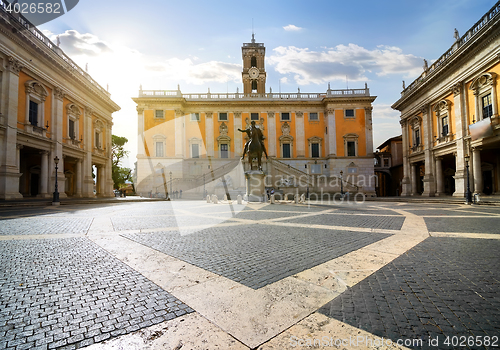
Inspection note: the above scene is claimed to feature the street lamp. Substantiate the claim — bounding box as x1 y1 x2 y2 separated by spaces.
465 154 472 205
52 156 60 205
169 171 172 199
340 170 344 197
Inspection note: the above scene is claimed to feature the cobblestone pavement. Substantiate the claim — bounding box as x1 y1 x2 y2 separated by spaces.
319 237 500 349
0 200 499 349
123 225 389 289
0 238 193 350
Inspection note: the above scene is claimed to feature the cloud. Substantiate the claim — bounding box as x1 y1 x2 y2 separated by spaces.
145 58 242 85
49 30 113 57
372 104 402 148
267 44 423 85
283 24 303 31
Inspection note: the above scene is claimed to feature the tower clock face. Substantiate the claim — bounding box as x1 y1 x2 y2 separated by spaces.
248 67 260 79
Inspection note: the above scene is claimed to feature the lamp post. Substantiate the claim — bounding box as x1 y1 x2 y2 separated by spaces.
465 154 472 205
169 171 172 199
52 156 60 205
340 170 344 197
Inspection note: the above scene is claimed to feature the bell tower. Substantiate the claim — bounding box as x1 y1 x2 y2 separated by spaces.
242 34 266 94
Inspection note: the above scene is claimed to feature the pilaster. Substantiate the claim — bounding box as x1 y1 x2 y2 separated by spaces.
421 104 435 196
267 112 276 157
326 108 336 156
0 57 23 199
364 107 374 156
295 111 305 157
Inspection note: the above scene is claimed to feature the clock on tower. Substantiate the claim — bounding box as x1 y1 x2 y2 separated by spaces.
242 34 266 94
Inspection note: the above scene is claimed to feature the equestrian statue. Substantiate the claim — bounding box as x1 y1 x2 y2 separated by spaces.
238 121 268 171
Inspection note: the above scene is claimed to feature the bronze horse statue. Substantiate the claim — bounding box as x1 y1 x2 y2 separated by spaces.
238 121 268 171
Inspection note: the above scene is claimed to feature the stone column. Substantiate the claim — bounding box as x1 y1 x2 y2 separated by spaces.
451 82 466 197
435 157 444 196
234 112 243 157
400 119 411 196
82 106 94 197
52 87 67 198
411 163 418 196
175 109 184 158
137 106 145 156
326 108 336 156
0 57 23 199
75 159 82 197
473 148 483 194
38 151 49 198
364 107 374 156
421 104 435 196
105 122 113 197
267 111 276 157
205 112 214 157
295 111 305 157
99 165 106 197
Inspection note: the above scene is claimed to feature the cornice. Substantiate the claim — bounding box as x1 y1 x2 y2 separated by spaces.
0 16 119 112
393 14 500 111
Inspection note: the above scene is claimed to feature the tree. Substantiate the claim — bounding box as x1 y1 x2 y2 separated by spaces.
112 135 133 190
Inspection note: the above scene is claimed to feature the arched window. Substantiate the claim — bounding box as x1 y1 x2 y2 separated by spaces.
251 56 257 68
251 80 257 91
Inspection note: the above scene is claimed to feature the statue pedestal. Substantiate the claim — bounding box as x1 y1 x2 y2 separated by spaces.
245 170 265 202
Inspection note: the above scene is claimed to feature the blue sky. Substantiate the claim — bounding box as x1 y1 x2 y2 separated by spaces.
39 0 496 167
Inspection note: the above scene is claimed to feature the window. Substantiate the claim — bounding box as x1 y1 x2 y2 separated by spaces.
251 56 257 67
281 112 290 121
441 116 449 136
482 94 493 119
311 143 320 158
69 119 75 140
155 110 164 119
309 112 319 121
348 167 357 174
347 141 356 156
155 142 164 157
191 144 199 158
311 164 321 174
251 113 259 121
29 100 38 126
24 80 47 133
219 112 228 121
251 80 257 91
191 113 200 121
345 109 355 118
282 143 291 158
220 144 229 158
95 131 101 149
414 129 420 146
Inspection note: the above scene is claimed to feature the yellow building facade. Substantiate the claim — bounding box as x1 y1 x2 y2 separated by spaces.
134 36 376 198
0 7 120 199
393 1 500 197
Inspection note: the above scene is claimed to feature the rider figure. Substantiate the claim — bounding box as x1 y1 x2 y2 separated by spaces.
238 121 268 160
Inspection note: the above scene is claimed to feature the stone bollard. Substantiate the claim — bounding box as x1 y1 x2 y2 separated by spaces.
294 194 299 204
206 195 211 203
212 194 218 204
284 193 289 201
237 195 242 205
224 194 228 201
270 194 275 204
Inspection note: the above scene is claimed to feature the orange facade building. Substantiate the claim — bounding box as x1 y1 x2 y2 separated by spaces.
393 1 500 198
0 7 120 199
133 36 377 198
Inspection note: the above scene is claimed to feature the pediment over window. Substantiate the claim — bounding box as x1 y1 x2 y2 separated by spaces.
470 72 497 94
66 103 82 117
308 136 323 143
433 100 451 115
25 80 48 98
